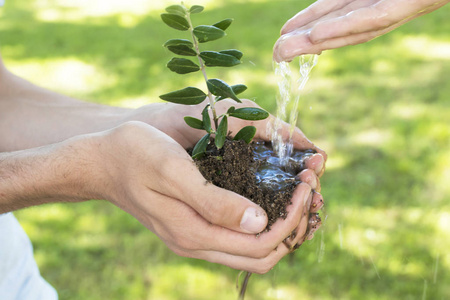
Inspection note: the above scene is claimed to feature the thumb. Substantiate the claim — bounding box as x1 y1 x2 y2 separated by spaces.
193 184 269 234
162 155 268 234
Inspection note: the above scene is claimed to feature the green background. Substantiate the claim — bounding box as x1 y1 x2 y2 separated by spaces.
1 0 449 299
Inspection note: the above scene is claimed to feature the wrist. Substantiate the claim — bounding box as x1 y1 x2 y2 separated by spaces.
0 134 105 213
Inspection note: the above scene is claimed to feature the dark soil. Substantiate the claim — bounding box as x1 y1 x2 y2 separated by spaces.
194 138 315 230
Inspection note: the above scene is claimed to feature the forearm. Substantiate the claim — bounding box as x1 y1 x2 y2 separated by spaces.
0 61 131 151
0 134 103 213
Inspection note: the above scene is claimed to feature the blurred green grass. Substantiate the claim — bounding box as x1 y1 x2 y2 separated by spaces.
1 0 449 299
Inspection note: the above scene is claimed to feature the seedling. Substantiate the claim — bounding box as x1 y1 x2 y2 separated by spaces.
159 3 269 158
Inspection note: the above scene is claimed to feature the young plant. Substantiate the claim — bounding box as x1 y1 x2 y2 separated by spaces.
159 3 269 158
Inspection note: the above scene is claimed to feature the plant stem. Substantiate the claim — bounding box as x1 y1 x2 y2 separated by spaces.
238 272 252 300
186 11 219 130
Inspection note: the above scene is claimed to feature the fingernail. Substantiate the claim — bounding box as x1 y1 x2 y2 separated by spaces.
315 159 324 175
240 207 267 233
307 174 317 190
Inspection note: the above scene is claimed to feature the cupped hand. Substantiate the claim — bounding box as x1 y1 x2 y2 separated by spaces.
273 0 449 62
120 100 327 266
124 99 326 177
91 121 322 273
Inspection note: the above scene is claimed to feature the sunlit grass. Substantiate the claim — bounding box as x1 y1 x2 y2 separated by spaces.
33 0 225 20
400 35 450 60
7 58 117 95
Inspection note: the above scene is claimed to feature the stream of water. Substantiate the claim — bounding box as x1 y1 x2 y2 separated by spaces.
270 55 318 164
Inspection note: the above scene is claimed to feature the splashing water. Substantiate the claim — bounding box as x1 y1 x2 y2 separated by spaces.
270 55 318 165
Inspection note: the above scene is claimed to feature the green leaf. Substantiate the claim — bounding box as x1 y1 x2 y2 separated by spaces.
192 133 210 159
202 106 212 133
207 79 241 103
213 18 233 31
231 84 247 95
184 116 204 130
227 106 235 114
167 58 200 74
167 45 197 56
193 25 226 43
217 84 247 101
165 4 186 16
200 51 241 67
219 49 243 60
159 87 206 105
233 126 256 144
189 5 204 14
229 107 269 120
215 115 228 149
164 39 194 48
161 13 190 31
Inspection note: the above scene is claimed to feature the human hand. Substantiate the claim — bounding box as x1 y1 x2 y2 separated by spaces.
122 100 326 254
91 121 323 273
273 0 449 62
124 99 326 178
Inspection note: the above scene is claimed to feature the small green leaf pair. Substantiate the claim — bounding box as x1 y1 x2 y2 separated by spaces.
165 50 242 75
185 105 268 155
184 107 268 132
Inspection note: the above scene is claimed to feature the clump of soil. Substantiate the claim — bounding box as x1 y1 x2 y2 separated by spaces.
194 138 315 230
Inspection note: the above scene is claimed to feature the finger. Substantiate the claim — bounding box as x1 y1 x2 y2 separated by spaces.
202 182 312 257
138 191 265 258
179 241 291 274
205 182 312 257
305 213 323 240
273 29 323 62
144 129 268 234
260 182 312 242
144 183 311 259
220 183 312 257
310 191 324 213
304 153 326 177
298 169 319 191
309 0 446 43
291 212 323 249
178 175 269 234
274 1 448 61
281 0 356 35
284 192 313 250
293 0 379 34
254 115 318 151
309 0 449 50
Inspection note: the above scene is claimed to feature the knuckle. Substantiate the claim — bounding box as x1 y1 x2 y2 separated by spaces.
371 7 393 29
171 235 199 252
110 121 149 148
251 246 273 259
374 17 392 29
114 121 146 136
198 200 228 226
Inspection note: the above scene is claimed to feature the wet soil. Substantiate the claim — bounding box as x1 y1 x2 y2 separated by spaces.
194 138 315 230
